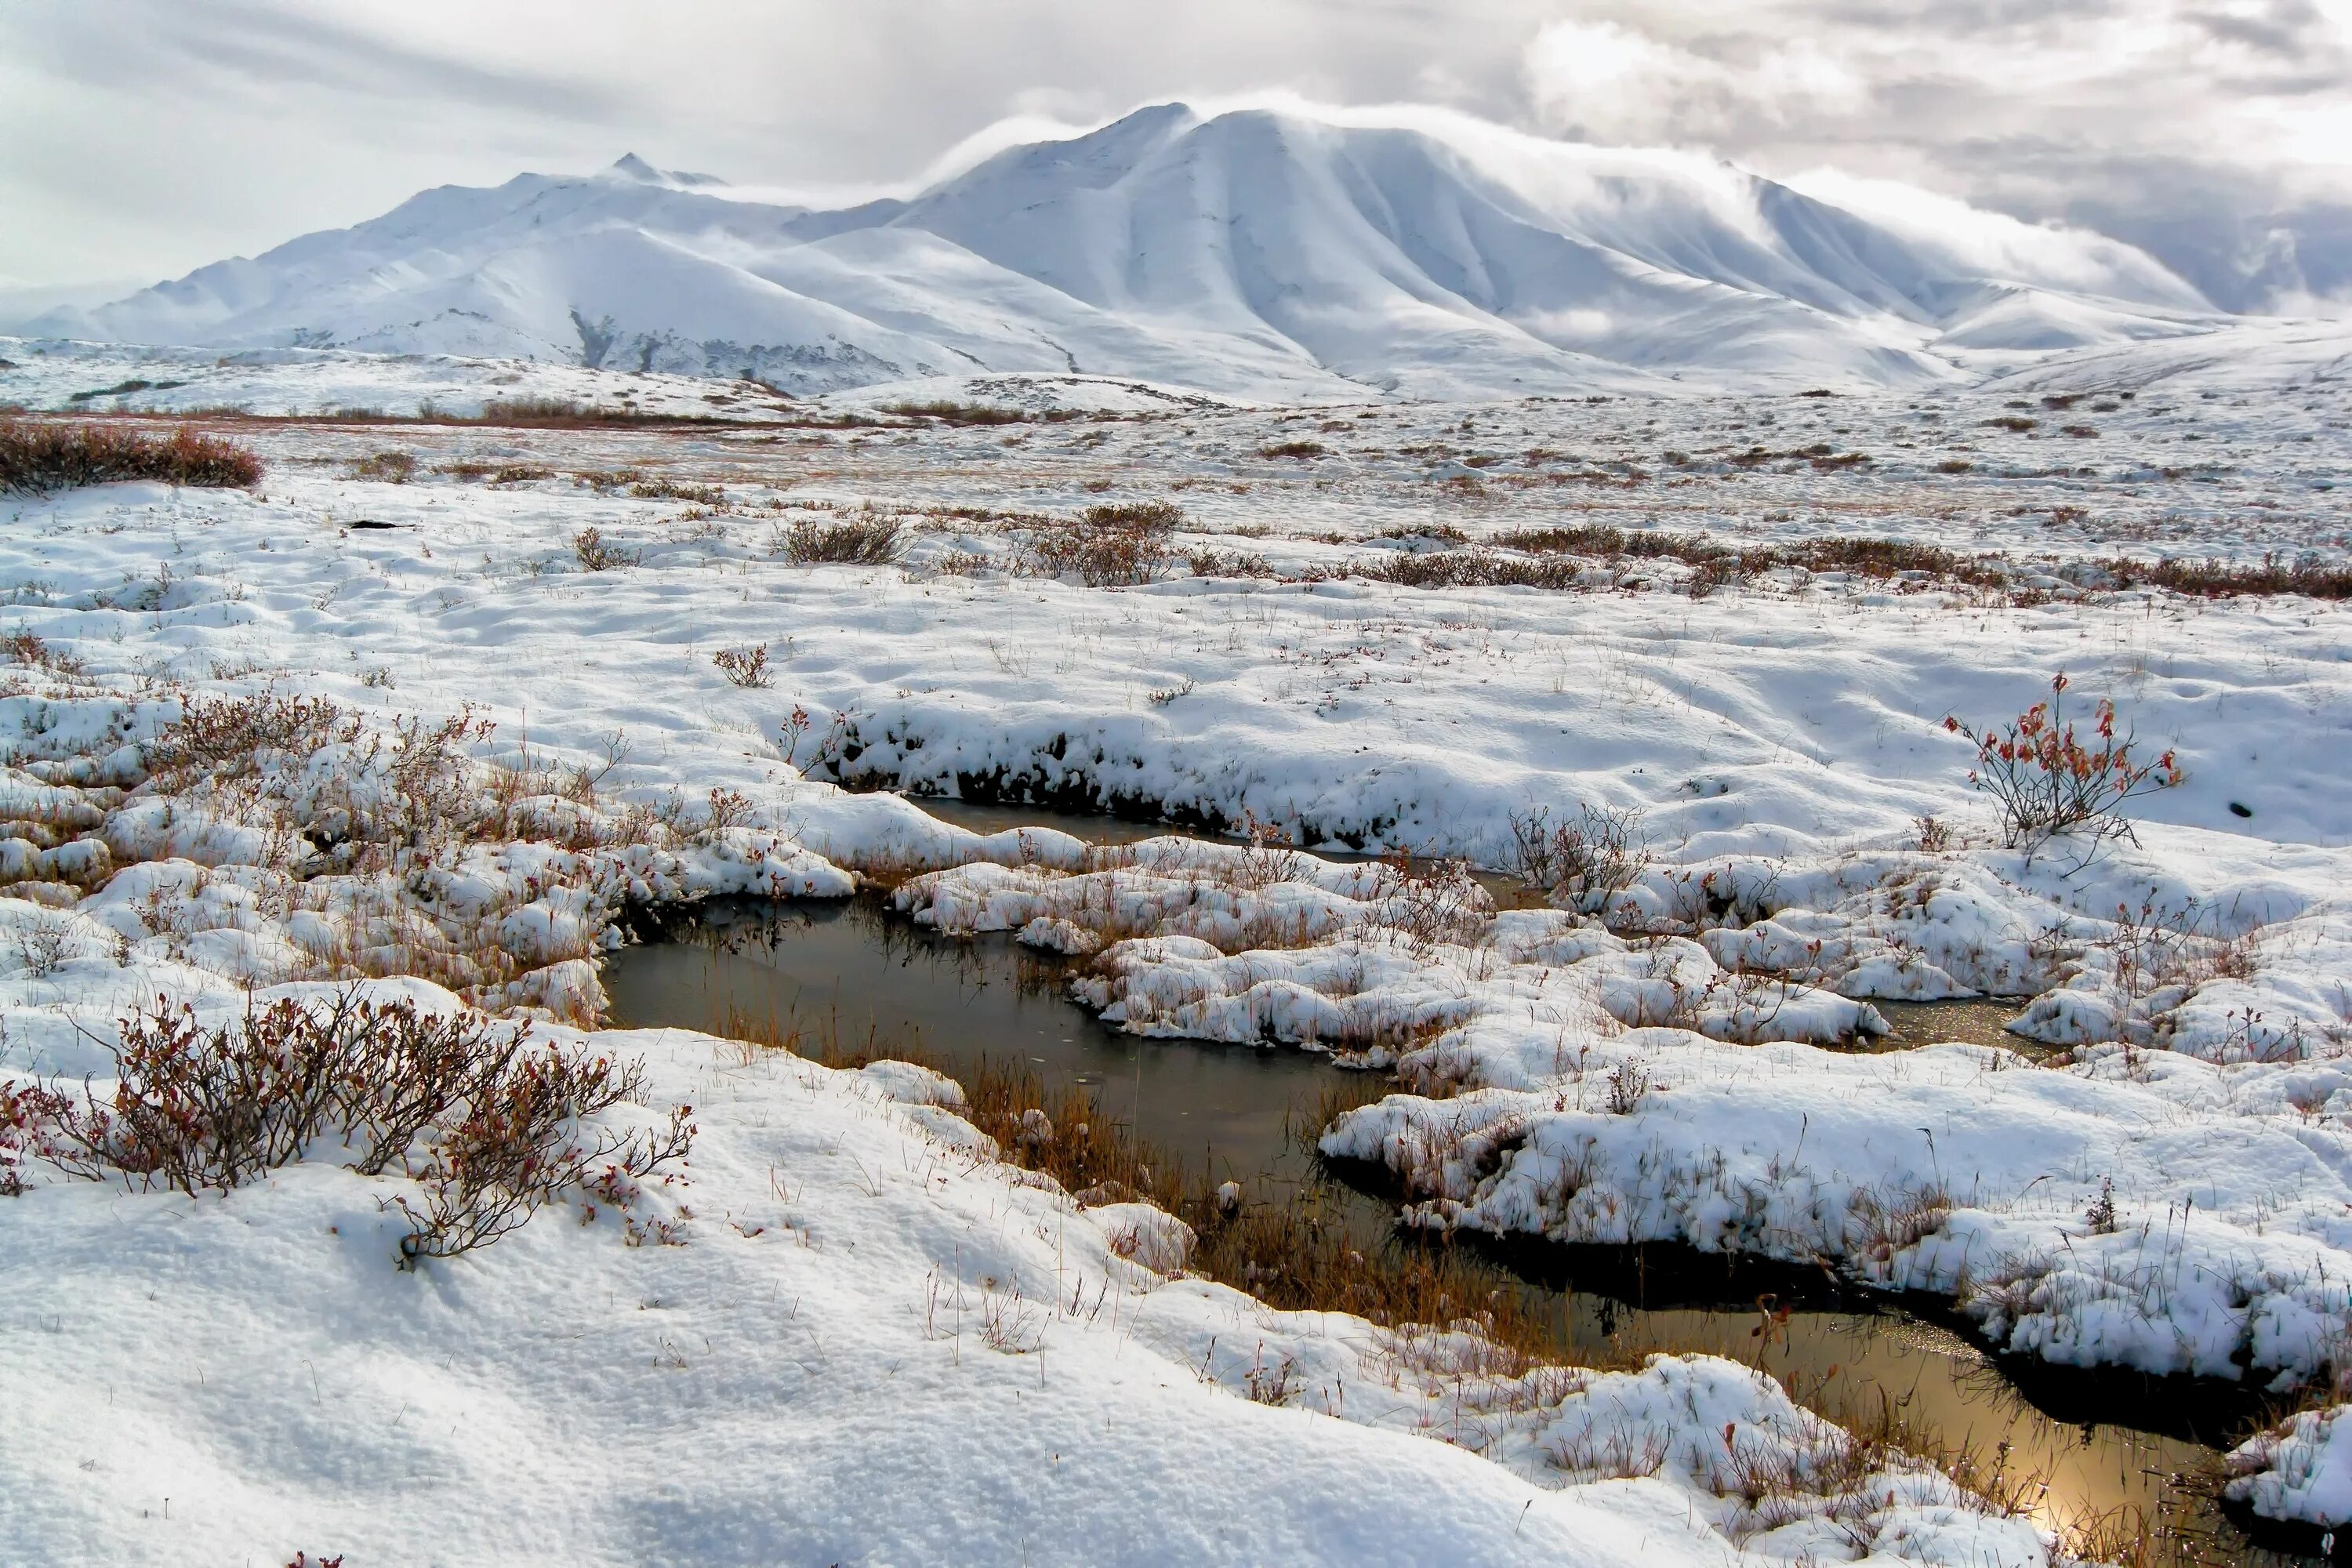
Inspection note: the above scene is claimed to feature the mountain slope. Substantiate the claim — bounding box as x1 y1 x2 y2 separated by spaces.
27 104 2229 399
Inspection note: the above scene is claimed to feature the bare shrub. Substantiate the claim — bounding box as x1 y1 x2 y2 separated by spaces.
6 991 691 1261
1244 1348 1301 1403
2100 897 2252 1000
415 396 724 429
697 786 756 838
881 400 1027 426
143 692 363 782
1365 850 1491 956
1944 673 2180 860
9 912 78 977
713 644 772 688
572 527 640 572
1604 1058 1650 1114
2083 1176 2118 1235
437 460 555 485
0 419 263 495
2111 552 2352 601
1508 804 1650 915
391 1047 691 1266
348 451 416 484
1258 440 1326 459
628 477 722 504
1025 501 1185 586
1 630 87 677
1364 550 1587 591
782 516 905 564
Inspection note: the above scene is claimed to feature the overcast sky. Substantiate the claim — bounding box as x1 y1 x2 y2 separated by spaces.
4 0 2348 310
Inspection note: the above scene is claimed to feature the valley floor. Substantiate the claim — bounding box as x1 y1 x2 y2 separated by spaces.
5 365 2351 1559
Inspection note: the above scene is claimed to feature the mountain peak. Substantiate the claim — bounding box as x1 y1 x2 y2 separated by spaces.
606 154 726 189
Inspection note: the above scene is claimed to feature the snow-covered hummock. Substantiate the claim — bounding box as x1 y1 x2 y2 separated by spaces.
2227 1403 2352 1531
14 103 2232 400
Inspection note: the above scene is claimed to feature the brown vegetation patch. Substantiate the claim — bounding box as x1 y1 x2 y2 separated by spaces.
0 419 263 495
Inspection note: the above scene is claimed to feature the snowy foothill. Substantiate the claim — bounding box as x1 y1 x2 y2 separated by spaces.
2 357 2349 1558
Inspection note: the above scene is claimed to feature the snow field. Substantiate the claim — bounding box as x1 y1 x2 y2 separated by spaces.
2 375 2349 1549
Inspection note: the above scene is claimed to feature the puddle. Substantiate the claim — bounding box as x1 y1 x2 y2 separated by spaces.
605 891 2313 1566
913 795 1548 909
1876 998 2041 1053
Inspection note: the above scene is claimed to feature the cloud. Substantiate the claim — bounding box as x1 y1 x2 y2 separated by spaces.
1522 20 1867 146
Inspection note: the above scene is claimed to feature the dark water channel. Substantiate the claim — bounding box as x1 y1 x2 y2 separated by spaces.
601 803 2319 1566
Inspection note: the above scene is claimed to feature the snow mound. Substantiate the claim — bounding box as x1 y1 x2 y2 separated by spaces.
2227 1403 2352 1530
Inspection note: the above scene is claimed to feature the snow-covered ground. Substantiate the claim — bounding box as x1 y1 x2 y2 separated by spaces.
4 363 2350 1559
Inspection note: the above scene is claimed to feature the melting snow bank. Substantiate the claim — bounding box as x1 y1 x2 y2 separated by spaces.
898 836 2352 1388
3 1001 2067 1566
2227 1403 2352 1535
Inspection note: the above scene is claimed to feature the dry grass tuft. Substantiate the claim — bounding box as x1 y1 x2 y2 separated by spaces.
782 515 906 564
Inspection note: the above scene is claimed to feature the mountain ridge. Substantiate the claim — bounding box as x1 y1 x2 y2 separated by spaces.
23 102 2234 400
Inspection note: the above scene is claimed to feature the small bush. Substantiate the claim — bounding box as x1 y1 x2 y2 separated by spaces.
628 477 723 504
447 397 720 429
2 630 87 677
713 644 772 688
433 462 553 485
1364 550 1588 591
1258 440 1327 459
572 527 640 572
0 419 263 495
1025 501 1185 586
3 991 692 1263
2110 552 2352 601
1364 851 1491 957
1605 1058 1650 1114
349 450 416 483
143 692 362 782
1508 804 1650 913
881 400 1047 426
782 517 905 564
2083 1176 2118 1235
391 1043 692 1265
1944 673 2180 859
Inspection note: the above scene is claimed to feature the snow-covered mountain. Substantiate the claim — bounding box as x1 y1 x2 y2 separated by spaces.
25 103 2231 399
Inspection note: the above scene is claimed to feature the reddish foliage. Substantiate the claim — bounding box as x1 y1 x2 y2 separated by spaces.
0 419 263 495
1944 672 2181 858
